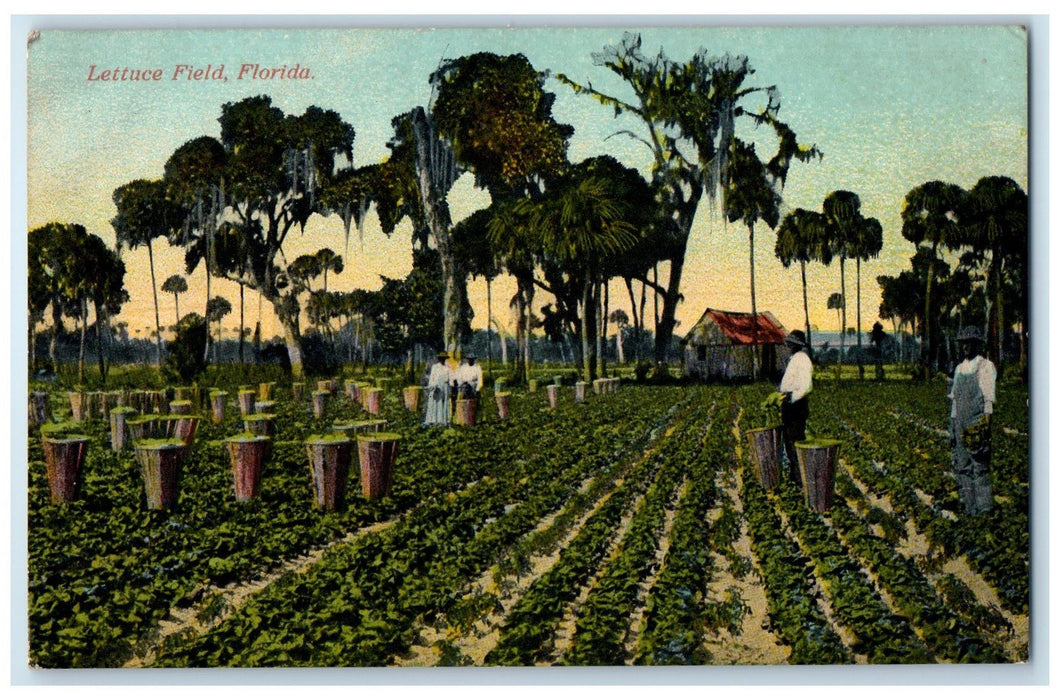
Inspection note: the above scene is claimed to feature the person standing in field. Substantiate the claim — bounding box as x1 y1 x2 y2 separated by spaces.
424 351 453 426
779 330 813 484
455 353 483 399
949 326 996 515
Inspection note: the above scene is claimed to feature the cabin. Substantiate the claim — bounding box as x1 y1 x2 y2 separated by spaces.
682 308 791 381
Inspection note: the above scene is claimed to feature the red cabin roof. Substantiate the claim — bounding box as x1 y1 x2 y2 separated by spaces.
689 309 788 346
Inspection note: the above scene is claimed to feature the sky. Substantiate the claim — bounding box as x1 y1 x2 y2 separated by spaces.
25 22 1029 345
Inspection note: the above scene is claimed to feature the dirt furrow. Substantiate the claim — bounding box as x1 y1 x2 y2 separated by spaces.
843 465 1026 661
771 494 866 663
549 482 656 663
621 476 686 660
395 467 619 667
396 403 692 667
702 465 788 665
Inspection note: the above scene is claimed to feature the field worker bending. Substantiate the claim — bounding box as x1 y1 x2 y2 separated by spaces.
778 330 813 484
424 351 453 426
455 353 483 399
949 326 996 515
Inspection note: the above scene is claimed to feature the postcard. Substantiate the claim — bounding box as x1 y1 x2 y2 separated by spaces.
20 20 1035 678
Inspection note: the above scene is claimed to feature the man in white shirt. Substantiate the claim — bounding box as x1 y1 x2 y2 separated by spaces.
455 353 483 399
949 326 997 515
779 330 813 484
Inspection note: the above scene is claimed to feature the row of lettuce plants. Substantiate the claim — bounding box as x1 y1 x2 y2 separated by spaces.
28 384 675 666
148 386 689 666
629 399 731 665
733 393 852 664
482 392 706 665
560 396 718 665
29 390 506 666
824 484 1010 663
812 384 1028 615
773 478 937 663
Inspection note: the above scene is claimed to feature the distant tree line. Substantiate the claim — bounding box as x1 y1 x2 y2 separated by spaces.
28 33 1027 387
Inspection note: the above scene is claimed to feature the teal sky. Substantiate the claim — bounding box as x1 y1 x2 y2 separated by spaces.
26 24 1028 342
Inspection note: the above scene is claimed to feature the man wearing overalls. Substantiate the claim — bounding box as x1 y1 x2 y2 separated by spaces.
948 326 997 516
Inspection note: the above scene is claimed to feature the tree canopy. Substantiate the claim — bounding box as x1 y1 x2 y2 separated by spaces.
118 95 359 376
558 32 820 366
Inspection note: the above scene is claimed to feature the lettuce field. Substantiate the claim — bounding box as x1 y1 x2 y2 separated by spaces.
26 378 1030 668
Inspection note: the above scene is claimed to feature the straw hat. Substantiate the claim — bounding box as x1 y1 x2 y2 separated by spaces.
785 330 808 348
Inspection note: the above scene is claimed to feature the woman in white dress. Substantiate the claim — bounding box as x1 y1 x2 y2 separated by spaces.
423 351 453 426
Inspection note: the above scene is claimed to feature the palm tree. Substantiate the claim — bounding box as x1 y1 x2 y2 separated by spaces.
827 292 844 334
959 176 1028 369
848 216 884 379
822 191 863 380
610 309 630 364
900 181 965 375
29 223 74 372
111 178 171 366
529 169 639 382
77 234 127 384
161 274 188 328
206 296 232 364
289 254 323 295
315 248 344 294
775 208 830 348
725 138 782 380
453 209 503 379
486 198 539 384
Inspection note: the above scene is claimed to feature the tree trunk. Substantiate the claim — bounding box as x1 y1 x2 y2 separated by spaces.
749 223 759 380
594 282 603 378
29 319 37 373
523 282 533 383
624 277 639 362
409 107 462 353
256 291 263 359
148 239 163 367
239 282 245 365
439 251 466 353
581 278 593 382
922 251 936 378
479 278 491 380
50 295 63 371
839 256 847 381
95 301 108 383
346 314 354 367
173 293 180 327
78 299 87 385
856 258 864 380
801 261 812 348
653 253 686 368
991 254 1004 371
1019 319 1027 377
203 235 212 365
652 264 660 331
511 294 526 384
274 297 305 378
651 194 701 369
639 278 648 360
